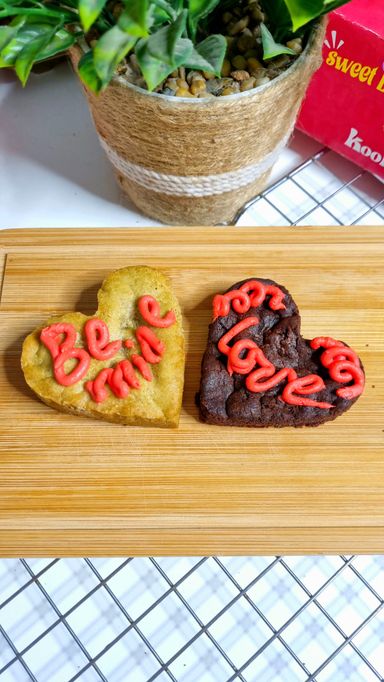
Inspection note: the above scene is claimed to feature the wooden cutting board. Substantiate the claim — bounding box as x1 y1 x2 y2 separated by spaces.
1 227 383 557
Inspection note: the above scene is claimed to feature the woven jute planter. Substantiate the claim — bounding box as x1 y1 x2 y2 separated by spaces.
70 19 326 226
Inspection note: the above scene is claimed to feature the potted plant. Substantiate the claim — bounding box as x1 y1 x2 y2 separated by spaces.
0 0 352 225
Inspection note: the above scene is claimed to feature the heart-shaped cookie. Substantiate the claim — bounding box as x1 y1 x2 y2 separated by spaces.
199 278 365 427
21 267 185 428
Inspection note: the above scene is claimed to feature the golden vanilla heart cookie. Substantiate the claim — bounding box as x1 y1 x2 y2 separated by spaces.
21 267 185 428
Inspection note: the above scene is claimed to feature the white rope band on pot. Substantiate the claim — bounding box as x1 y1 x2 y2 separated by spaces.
98 129 293 198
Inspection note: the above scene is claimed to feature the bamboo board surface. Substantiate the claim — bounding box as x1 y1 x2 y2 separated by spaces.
0 227 383 557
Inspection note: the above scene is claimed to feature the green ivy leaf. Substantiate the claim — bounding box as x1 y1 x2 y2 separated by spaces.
261 0 293 41
149 0 178 26
93 24 136 85
0 16 61 67
15 25 57 84
78 0 108 33
135 33 192 90
36 27 76 60
320 0 349 12
282 0 324 32
184 34 226 75
118 0 149 36
0 25 16 52
260 22 295 60
261 0 350 42
78 49 103 93
145 9 187 65
188 0 221 38
135 40 171 91
0 5 77 22
173 36 195 65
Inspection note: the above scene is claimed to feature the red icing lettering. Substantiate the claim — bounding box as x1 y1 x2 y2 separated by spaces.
40 323 77 360
136 326 165 364
311 336 365 400
329 361 365 400
225 290 251 314
227 339 266 376
320 345 359 369
107 363 130 399
138 295 176 328
41 294 173 403
213 281 286 320
310 336 345 351
217 317 300 397
281 375 333 409
213 297 364 410
239 281 286 311
41 323 90 387
54 348 90 387
263 285 286 311
247 366 297 393
131 354 153 381
84 318 122 360
218 317 259 356
213 291 250 320
85 368 113 403
85 359 144 403
213 295 230 320
239 280 265 308
119 360 141 389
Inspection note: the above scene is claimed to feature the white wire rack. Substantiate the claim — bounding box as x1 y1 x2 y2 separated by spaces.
1 555 384 682
1 143 384 682
236 146 384 227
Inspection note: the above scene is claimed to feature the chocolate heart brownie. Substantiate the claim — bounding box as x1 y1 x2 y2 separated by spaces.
198 278 365 427
21 266 185 428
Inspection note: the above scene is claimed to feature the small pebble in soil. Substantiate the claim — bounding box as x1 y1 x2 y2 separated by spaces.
231 69 250 81
231 54 247 70
286 38 303 54
190 80 207 95
175 88 194 97
221 59 232 77
116 0 305 98
255 75 270 86
165 78 178 91
229 16 250 35
240 77 256 91
247 56 263 72
221 86 239 96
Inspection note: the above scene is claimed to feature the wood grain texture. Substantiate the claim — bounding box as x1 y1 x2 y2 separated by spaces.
1 227 383 556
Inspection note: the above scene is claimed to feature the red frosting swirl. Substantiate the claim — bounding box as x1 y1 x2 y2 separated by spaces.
214 303 364 410
40 323 77 360
84 319 122 360
85 359 143 403
227 339 264 376
53 347 90 387
138 295 176 328
131 354 153 381
246 366 297 393
311 336 365 400
281 375 334 409
218 317 259 356
40 323 90 386
213 280 286 320
39 293 176 403
135 326 165 364
240 281 286 311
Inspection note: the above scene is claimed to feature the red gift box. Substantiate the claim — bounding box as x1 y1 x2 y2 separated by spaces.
297 0 384 178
